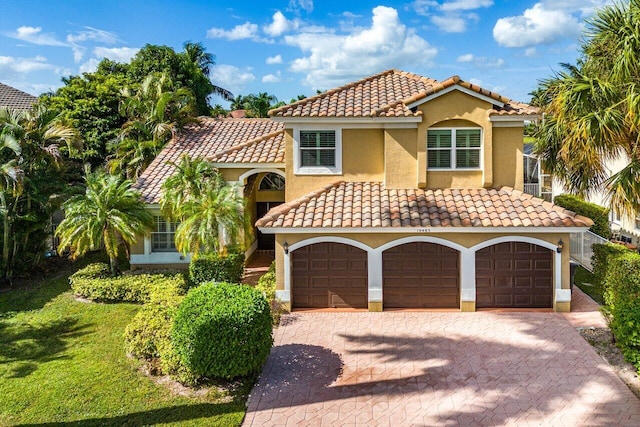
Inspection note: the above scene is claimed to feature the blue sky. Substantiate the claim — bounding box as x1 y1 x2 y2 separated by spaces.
0 0 613 105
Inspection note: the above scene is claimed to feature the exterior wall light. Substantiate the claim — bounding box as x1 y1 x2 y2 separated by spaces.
557 239 564 253
284 241 289 254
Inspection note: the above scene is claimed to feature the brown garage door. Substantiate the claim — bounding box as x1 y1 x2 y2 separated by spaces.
383 242 459 309
292 242 368 309
476 242 553 309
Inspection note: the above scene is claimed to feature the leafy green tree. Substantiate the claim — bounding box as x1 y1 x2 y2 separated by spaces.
0 105 81 279
108 72 199 179
159 156 244 256
534 0 640 217
56 169 153 276
229 92 279 117
41 71 129 166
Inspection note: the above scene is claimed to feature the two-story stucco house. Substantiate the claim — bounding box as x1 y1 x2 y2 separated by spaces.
132 69 592 313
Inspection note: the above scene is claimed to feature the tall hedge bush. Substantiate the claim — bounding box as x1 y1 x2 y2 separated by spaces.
592 243 630 288
172 282 273 379
553 194 611 238
188 252 245 285
604 252 640 372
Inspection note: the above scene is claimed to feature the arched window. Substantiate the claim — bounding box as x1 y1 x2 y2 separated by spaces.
259 173 285 190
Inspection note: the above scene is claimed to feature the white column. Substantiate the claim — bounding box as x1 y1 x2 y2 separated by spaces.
368 249 383 303
460 249 476 303
277 250 291 303
554 250 570 303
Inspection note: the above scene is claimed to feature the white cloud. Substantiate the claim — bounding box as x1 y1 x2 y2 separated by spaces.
6 26 67 46
493 3 582 48
457 53 475 62
411 1 491 33
431 15 467 32
210 64 255 94
93 46 139 63
79 58 100 74
288 0 313 13
440 0 493 11
262 71 282 83
456 55 504 68
284 6 437 90
0 55 55 73
207 22 260 41
525 47 537 57
266 54 283 64
264 11 299 37
66 27 120 61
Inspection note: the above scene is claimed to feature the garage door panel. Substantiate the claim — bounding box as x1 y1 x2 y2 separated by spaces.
292 243 368 309
383 242 460 309
476 242 552 309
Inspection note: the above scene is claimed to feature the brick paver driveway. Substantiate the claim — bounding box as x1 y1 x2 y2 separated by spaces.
243 312 640 426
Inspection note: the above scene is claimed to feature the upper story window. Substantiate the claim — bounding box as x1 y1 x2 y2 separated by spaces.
151 216 179 253
259 173 285 190
427 128 482 170
294 128 342 175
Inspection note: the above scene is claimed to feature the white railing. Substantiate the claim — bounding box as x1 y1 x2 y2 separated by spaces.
523 183 540 196
570 230 609 271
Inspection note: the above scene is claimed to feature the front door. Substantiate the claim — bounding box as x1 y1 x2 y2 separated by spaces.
256 202 282 250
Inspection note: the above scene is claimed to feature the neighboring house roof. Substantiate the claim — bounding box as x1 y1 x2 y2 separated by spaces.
269 69 539 119
135 118 284 204
256 182 593 230
0 82 37 111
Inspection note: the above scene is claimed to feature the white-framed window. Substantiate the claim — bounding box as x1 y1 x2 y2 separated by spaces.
427 128 482 170
151 216 179 252
293 127 342 175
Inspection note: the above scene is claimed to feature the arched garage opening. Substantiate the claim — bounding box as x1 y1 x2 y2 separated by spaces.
291 242 368 309
475 241 553 309
383 242 460 309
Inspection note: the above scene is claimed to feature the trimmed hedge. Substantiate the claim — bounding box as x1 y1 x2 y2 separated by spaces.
553 194 611 239
604 252 640 372
172 282 273 379
70 263 188 303
592 243 630 289
189 252 245 285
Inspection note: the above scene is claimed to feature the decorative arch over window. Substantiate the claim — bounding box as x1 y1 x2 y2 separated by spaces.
259 173 285 191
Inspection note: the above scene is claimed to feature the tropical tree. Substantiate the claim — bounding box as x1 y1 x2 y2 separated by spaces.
56 168 153 276
159 156 245 256
229 92 279 117
0 105 81 279
108 72 199 179
534 0 640 217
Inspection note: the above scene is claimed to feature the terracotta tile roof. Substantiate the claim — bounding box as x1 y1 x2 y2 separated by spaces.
256 182 593 229
135 118 284 203
269 69 539 119
0 82 37 111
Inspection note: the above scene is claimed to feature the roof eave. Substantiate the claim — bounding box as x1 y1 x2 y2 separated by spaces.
257 226 591 234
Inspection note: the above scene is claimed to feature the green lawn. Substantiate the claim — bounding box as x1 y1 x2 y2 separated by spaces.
0 259 248 426
574 265 604 305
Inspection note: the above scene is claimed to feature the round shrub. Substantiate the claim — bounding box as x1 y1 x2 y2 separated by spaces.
172 282 273 379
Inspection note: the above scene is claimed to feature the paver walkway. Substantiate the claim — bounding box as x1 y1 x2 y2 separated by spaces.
244 311 640 426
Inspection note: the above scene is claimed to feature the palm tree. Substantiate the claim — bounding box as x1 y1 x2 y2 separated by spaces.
56 168 153 276
534 0 640 218
181 41 233 102
0 105 81 279
108 72 199 179
159 156 244 256
159 155 218 219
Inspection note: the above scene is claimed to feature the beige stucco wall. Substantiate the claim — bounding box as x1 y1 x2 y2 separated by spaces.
493 126 524 190
285 128 384 200
130 236 145 255
384 128 418 188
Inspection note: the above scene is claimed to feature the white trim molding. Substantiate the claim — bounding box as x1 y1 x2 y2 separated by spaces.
272 117 422 126
213 162 285 169
489 115 540 122
406 84 505 110
238 168 285 184
259 226 590 234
